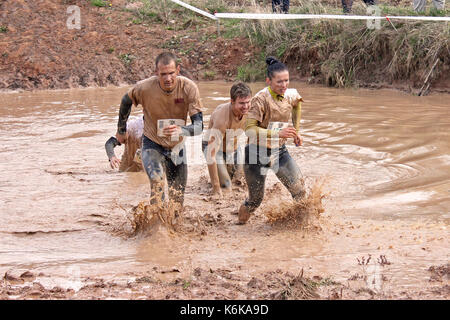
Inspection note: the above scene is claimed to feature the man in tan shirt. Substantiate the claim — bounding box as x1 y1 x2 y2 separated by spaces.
203 82 252 197
115 52 204 209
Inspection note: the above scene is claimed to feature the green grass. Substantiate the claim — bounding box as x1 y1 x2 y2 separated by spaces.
0 26 8 33
131 18 143 24
237 62 266 82
91 0 108 7
204 70 216 79
118 53 134 65
121 0 449 91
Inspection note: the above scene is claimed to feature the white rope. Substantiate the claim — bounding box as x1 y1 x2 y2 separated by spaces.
169 0 218 20
168 0 449 22
214 12 450 22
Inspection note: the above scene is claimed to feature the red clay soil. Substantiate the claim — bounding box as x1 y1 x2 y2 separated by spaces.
0 0 257 91
1 0 448 93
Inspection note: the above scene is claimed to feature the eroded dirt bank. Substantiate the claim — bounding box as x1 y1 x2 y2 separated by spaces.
0 0 256 90
1 0 449 93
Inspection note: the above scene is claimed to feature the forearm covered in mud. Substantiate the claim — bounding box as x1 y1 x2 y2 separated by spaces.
180 112 203 136
117 94 133 135
292 101 301 131
245 118 277 139
105 136 121 159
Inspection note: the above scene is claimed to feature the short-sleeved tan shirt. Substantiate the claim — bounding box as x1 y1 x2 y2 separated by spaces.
208 102 247 153
247 87 302 148
127 76 204 149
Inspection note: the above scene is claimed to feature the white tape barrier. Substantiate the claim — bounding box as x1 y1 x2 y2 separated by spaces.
169 0 449 22
169 0 218 20
215 12 450 22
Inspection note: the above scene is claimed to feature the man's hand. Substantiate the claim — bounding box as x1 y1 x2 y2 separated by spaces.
109 156 121 169
162 125 182 138
116 132 127 144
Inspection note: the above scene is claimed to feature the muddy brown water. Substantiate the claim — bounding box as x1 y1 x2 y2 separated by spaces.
0 82 448 295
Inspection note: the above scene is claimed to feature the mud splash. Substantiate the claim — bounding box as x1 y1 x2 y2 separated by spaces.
264 178 327 229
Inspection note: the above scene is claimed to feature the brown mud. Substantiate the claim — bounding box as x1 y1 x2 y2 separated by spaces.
1 172 448 300
0 81 448 300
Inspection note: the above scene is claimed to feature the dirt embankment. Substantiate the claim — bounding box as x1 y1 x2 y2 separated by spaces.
0 0 255 90
0 0 448 92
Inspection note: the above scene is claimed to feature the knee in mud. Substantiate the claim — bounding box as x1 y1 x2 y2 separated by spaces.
148 168 164 182
220 179 232 189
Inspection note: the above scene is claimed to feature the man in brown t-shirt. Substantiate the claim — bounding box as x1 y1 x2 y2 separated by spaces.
115 52 204 210
203 82 252 197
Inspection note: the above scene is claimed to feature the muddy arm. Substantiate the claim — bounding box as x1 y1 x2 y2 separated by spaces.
180 112 203 136
117 94 133 135
245 118 277 138
292 101 301 131
105 136 121 160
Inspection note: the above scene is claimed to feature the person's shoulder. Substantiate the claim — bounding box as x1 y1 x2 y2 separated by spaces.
210 102 230 119
213 102 231 114
210 102 231 127
284 88 303 105
178 76 198 89
254 87 270 98
134 76 158 89
252 87 269 104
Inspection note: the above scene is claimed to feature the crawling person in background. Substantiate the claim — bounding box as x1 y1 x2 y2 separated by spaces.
105 115 143 172
202 82 252 198
237 57 305 225
115 52 204 209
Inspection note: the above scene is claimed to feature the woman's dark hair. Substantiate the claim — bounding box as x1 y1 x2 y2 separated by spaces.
266 56 288 80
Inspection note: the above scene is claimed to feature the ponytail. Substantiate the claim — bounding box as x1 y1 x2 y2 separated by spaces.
266 56 288 79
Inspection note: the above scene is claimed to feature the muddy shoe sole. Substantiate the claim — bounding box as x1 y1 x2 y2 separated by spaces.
237 204 251 224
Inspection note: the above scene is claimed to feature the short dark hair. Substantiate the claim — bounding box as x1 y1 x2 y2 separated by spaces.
266 56 288 79
155 52 178 69
230 82 252 101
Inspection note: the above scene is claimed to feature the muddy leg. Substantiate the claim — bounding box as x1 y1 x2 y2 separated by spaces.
275 147 306 202
142 147 166 206
216 150 231 190
413 0 426 12
217 162 232 190
166 157 187 209
432 0 445 10
239 162 267 224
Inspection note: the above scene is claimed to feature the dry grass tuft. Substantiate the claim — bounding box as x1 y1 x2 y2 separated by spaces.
270 269 320 299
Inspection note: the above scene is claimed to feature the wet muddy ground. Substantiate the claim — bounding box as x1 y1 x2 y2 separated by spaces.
0 82 448 299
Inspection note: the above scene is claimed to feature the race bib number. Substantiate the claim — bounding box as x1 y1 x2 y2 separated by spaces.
157 119 186 137
267 121 289 134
